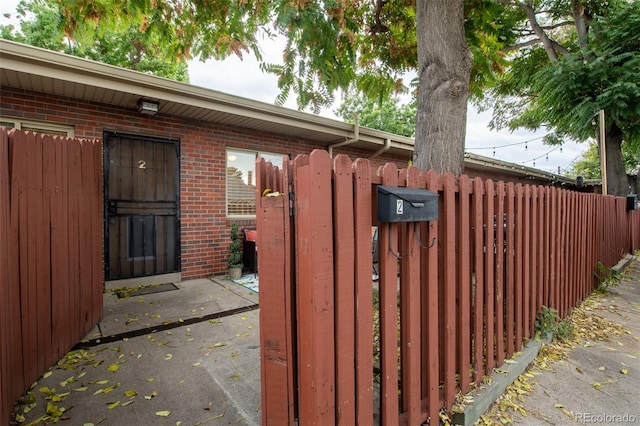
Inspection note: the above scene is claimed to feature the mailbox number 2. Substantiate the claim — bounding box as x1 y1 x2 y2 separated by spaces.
396 199 404 215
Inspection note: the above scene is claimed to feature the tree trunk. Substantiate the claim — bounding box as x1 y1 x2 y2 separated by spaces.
414 0 473 175
603 122 630 196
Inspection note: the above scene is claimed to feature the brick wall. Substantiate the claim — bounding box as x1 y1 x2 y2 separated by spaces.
1 86 410 279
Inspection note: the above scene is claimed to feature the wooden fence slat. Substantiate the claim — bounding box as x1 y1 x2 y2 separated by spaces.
523 185 531 339
8 130 25 408
422 169 441 425
472 178 485 381
21 132 39 387
484 180 496 373
333 155 356 425
40 135 54 369
514 184 524 350
378 163 399 425
494 182 505 366
536 187 545 316
91 139 104 325
294 150 335 425
0 128 12 424
505 183 515 358
458 175 472 394
353 158 374 425
400 167 422 424
79 139 95 335
442 173 457 408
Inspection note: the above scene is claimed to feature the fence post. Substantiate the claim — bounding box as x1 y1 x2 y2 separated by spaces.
257 157 296 425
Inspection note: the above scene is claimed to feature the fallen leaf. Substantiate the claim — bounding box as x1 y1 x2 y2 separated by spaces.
74 387 88 392
592 382 602 390
192 362 201 367
156 410 171 417
107 401 120 409
121 400 134 407
108 363 120 372
51 392 70 402
124 390 137 397
598 366 605 371
575 367 583 374
165 354 173 360
620 369 628 374
146 378 154 382
43 372 53 380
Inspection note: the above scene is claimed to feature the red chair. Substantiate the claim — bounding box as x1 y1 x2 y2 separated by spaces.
243 228 258 277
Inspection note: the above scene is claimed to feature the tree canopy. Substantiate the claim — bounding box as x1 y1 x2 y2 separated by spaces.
487 0 640 194
335 95 416 138
1 0 189 81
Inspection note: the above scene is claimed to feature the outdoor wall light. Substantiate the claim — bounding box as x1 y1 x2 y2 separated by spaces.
137 99 159 116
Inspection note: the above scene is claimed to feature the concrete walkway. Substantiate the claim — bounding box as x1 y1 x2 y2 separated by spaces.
508 255 640 425
12 256 640 425
12 277 262 426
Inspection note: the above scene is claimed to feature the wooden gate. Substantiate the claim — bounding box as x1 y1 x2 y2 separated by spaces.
0 128 103 425
104 132 180 280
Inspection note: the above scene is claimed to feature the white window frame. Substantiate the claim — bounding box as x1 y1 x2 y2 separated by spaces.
226 148 285 219
0 117 75 137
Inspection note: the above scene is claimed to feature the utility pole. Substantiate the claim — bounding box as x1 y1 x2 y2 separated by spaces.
599 110 608 195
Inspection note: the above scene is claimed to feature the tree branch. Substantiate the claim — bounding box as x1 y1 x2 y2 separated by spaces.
370 0 389 34
503 38 541 52
541 20 574 30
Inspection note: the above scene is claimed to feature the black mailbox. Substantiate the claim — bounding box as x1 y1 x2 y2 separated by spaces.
627 194 638 211
377 186 438 223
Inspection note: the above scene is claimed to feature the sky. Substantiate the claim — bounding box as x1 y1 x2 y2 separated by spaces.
1 2 589 175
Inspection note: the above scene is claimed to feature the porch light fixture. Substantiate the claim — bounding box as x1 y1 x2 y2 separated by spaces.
137 99 159 116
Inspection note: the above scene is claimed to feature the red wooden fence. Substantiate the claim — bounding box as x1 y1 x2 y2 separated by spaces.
258 149 640 425
0 129 103 424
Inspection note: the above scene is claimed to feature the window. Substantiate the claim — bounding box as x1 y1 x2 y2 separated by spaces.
226 148 285 218
0 117 75 137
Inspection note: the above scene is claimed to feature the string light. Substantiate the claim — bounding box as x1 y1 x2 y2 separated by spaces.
467 135 547 151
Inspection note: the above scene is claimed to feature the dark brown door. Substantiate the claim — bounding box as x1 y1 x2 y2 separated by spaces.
104 132 180 280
